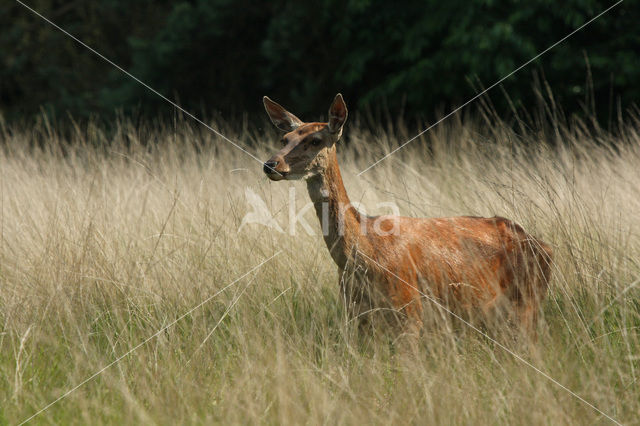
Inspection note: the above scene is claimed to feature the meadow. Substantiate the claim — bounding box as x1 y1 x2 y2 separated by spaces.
0 109 639 425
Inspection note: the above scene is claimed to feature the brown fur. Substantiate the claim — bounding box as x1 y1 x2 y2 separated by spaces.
263 94 553 338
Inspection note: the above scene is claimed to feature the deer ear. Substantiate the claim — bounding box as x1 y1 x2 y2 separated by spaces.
328 93 348 134
263 96 303 132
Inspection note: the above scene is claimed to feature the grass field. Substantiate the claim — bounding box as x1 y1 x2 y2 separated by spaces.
1 112 639 425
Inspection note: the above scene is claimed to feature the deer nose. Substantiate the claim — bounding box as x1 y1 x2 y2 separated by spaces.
263 160 278 174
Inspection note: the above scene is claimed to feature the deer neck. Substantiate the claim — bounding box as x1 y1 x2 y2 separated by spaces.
306 147 363 269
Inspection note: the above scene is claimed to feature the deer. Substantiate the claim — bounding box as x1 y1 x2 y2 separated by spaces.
262 93 553 340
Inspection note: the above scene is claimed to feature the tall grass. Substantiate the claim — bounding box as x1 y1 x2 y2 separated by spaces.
0 109 639 425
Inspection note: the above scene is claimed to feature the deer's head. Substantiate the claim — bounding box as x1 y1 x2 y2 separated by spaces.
263 94 348 181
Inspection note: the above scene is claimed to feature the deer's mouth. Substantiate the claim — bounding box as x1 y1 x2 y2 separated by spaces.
265 170 287 181
263 160 289 181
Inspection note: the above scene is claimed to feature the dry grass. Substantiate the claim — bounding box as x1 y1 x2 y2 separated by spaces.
0 111 639 425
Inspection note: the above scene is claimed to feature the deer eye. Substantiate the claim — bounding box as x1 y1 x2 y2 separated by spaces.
312 138 322 146
280 138 286 146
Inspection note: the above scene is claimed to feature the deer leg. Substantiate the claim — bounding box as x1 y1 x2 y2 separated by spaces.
515 300 540 342
339 272 374 332
513 276 546 341
390 285 424 346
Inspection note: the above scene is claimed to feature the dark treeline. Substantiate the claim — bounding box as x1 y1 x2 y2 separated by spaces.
1 0 638 127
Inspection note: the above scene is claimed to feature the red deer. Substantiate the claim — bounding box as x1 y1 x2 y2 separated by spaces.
262 94 553 339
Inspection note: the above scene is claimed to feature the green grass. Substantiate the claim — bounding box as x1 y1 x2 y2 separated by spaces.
1 113 639 425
